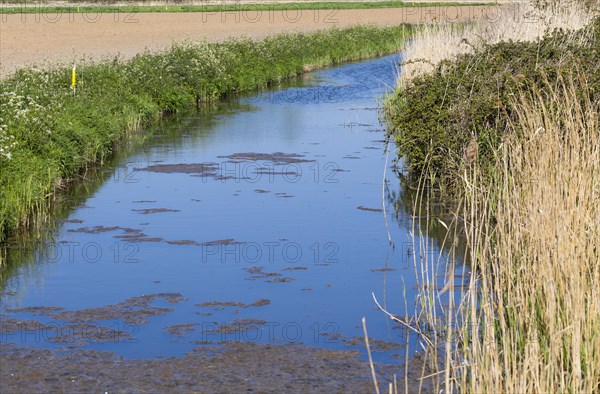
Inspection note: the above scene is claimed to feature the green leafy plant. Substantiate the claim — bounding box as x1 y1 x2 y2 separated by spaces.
385 17 599 190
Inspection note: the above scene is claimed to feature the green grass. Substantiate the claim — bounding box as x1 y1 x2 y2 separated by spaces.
0 24 411 245
0 1 492 14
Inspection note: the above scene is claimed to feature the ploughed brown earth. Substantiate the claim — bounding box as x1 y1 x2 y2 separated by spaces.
1 6 495 76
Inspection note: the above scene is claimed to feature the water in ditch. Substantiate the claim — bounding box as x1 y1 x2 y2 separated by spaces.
0 55 465 383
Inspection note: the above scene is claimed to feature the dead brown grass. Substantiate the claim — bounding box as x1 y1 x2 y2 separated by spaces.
388 73 600 393
398 1 596 86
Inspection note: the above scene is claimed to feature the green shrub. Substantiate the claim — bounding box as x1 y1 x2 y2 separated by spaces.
385 17 599 189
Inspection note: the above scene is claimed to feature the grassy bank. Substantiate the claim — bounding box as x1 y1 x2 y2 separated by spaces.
0 1 490 14
383 3 599 392
0 24 411 246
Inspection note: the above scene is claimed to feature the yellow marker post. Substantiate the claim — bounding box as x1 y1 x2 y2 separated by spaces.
71 63 77 94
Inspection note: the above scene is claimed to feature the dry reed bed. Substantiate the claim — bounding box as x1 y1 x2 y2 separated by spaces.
398 1 596 86
448 76 600 392
383 2 600 392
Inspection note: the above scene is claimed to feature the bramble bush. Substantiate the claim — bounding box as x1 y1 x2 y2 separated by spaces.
385 17 599 190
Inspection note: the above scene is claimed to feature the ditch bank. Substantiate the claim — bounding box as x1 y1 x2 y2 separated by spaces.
0 24 411 246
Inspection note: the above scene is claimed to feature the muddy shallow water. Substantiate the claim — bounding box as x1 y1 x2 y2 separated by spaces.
0 55 463 391
1 341 442 393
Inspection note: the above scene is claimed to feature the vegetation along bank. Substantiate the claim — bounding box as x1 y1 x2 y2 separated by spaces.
384 4 599 392
0 24 411 246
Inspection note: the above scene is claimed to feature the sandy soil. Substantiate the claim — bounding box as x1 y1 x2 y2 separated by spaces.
0 6 498 76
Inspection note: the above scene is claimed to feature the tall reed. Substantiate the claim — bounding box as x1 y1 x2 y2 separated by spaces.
383 72 599 394
445 74 600 393
382 3 599 392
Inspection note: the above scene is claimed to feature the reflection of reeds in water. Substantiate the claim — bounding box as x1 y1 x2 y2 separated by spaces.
368 156 467 392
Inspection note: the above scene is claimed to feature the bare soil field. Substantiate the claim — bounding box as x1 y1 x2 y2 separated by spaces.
0 6 498 76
